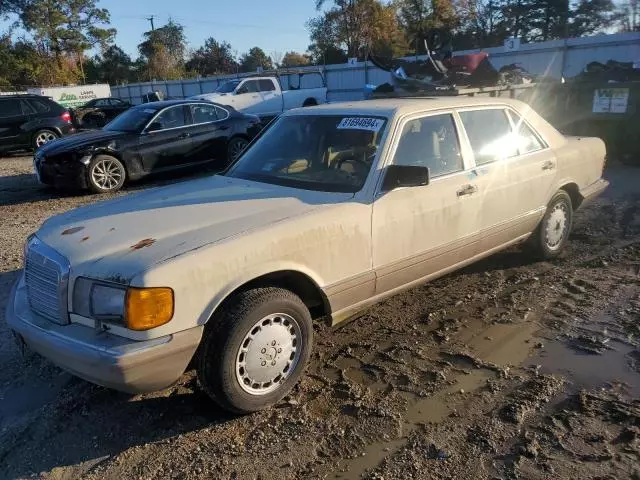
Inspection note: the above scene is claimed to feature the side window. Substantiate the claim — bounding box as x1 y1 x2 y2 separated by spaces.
28 99 51 113
393 113 463 178
109 98 125 106
237 80 259 94
214 106 229 120
507 110 545 155
94 99 110 107
459 109 518 165
20 100 36 115
258 79 276 92
190 103 218 123
0 99 23 117
153 106 188 130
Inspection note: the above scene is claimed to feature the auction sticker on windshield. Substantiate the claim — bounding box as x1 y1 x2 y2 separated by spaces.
337 117 384 132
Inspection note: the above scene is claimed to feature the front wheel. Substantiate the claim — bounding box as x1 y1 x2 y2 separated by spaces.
197 287 313 413
87 155 126 193
528 190 573 259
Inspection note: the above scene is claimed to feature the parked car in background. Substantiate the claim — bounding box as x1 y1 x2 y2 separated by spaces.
33 99 262 193
72 97 132 129
0 94 75 152
8 97 608 414
191 71 327 122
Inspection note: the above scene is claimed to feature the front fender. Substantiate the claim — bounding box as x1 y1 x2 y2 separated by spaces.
194 261 326 327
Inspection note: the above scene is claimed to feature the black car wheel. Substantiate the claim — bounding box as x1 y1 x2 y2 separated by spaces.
33 130 59 149
87 155 126 193
197 287 313 413
227 137 249 163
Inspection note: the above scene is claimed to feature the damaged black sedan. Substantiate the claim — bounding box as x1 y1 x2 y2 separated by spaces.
34 100 262 193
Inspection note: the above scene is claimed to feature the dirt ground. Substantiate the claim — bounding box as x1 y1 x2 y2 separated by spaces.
0 155 638 480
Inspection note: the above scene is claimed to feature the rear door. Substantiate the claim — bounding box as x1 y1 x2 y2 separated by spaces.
0 98 28 149
456 107 554 253
186 103 230 164
137 105 194 171
257 79 282 116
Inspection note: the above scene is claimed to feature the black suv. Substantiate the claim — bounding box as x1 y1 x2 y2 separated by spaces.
0 94 76 153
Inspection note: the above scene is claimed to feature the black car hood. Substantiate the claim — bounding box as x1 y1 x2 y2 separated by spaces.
39 130 130 155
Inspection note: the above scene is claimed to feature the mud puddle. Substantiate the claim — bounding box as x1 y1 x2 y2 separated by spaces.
330 320 543 479
529 337 639 396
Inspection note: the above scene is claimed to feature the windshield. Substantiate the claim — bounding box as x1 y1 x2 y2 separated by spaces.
104 107 158 133
216 80 241 93
227 115 388 193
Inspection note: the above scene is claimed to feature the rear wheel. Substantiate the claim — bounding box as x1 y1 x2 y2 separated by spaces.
528 190 573 259
227 136 249 163
197 287 313 413
302 98 317 107
87 155 126 193
32 130 58 149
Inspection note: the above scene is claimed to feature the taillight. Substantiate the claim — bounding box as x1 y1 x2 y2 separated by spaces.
61 111 72 123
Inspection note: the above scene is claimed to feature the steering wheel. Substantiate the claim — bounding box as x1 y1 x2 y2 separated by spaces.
333 156 370 171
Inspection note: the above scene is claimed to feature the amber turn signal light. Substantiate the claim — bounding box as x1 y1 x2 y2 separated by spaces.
125 287 174 331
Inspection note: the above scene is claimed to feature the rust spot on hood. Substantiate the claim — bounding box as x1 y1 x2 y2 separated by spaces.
62 226 84 235
131 238 156 250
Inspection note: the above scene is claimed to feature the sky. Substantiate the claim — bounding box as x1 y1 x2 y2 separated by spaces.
2 0 318 60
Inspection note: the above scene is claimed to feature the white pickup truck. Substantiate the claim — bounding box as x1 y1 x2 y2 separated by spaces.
7 97 608 414
191 72 327 120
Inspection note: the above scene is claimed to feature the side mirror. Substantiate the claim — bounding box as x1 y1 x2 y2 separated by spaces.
146 122 163 133
235 86 247 95
381 165 430 192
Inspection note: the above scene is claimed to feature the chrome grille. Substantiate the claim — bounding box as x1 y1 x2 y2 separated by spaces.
24 237 70 325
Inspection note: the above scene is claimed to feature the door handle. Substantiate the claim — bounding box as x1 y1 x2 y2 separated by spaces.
457 184 478 197
218 125 229 131
178 132 190 139
542 160 555 170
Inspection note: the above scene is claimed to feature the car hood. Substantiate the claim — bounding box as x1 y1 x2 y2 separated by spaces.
38 130 129 155
37 175 352 283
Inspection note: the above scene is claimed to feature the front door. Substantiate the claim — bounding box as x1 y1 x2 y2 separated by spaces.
372 112 481 294
0 98 28 150
137 105 193 171
233 80 265 115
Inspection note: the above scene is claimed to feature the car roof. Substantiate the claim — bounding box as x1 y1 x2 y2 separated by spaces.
131 99 221 110
285 97 529 118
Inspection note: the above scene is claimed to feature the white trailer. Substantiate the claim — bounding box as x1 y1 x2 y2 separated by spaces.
27 84 111 109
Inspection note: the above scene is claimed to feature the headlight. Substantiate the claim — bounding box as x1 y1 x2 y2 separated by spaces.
73 278 174 331
73 277 126 320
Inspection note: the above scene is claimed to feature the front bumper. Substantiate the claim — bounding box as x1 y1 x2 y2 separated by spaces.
5 276 202 393
34 153 88 189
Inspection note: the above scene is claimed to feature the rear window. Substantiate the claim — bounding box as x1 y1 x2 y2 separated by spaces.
459 109 518 165
28 98 52 113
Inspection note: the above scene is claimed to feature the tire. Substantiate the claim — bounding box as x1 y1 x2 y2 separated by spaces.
302 98 317 107
32 129 59 149
86 155 126 193
197 287 313 414
528 190 573 259
227 136 249 163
